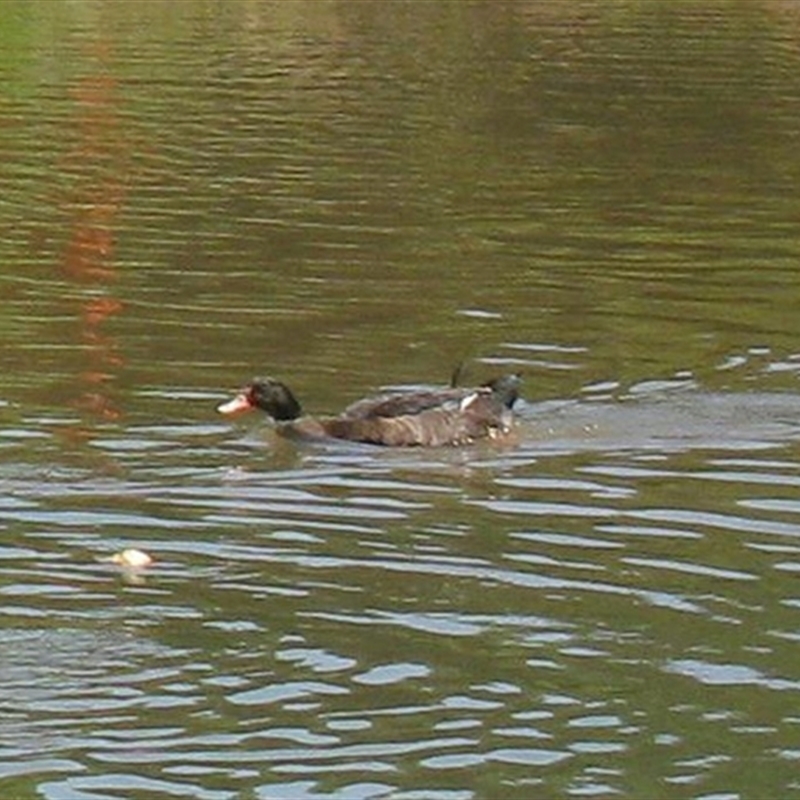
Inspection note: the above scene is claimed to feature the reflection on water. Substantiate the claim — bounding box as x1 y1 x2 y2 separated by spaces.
58 35 126 428
2 1 800 798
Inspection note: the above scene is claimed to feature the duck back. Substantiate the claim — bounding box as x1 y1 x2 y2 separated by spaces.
319 388 514 446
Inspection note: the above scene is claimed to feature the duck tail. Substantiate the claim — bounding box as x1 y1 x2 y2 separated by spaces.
450 361 466 388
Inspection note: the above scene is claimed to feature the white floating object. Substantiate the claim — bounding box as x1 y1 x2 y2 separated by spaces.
110 548 154 568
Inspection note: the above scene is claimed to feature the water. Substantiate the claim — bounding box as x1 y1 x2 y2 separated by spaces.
2 2 800 798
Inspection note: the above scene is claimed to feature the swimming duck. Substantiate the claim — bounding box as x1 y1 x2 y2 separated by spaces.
217 374 521 447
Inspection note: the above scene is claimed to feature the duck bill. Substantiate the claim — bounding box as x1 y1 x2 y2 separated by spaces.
217 392 254 415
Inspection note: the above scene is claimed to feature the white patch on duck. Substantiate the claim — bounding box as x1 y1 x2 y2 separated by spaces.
459 391 481 411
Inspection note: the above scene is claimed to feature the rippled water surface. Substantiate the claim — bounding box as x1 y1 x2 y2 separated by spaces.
3 2 800 798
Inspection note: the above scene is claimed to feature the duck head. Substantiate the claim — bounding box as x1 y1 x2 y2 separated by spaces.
217 378 302 421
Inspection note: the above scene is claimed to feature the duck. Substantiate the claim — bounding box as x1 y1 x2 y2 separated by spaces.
217 373 521 447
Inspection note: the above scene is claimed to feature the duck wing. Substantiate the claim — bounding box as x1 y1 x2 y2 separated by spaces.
343 374 521 420
342 387 474 420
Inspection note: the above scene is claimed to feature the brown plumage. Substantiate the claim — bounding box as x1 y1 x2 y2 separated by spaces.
217 374 521 447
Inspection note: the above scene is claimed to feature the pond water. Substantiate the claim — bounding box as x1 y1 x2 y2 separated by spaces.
2 2 800 798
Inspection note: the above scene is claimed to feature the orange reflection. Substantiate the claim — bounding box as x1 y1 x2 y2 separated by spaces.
58 50 128 426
